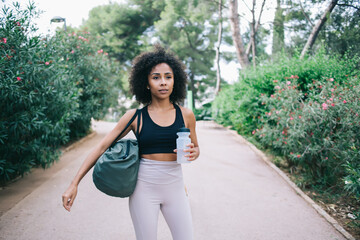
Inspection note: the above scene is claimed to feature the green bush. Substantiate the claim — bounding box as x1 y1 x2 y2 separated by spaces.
213 51 360 202
194 102 213 121
255 76 360 190
212 51 359 135
50 31 119 138
0 2 120 182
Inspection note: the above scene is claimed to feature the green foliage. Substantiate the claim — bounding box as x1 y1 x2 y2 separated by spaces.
50 31 119 138
83 0 164 65
272 0 285 55
194 102 212 121
213 51 360 202
325 2 360 57
0 2 120 183
344 160 360 199
154 0 218 107
282 0 360 57
256 77 360 188
213 51 359 135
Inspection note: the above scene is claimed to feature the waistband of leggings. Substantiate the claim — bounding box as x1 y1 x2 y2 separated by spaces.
140 158 179 166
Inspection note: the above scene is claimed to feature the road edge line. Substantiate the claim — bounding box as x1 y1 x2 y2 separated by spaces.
214 122 355 240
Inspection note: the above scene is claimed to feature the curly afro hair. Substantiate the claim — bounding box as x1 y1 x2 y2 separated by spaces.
129 45 187 105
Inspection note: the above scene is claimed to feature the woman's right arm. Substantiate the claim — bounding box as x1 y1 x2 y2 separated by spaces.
62 109 138 212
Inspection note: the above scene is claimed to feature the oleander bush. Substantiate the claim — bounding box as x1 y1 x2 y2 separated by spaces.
0 2 119 183
51 31 119 138
212 51 359 136
213 52 360 200
255 76 360 189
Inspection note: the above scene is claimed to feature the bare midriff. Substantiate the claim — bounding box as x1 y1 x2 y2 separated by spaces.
141 153 177 161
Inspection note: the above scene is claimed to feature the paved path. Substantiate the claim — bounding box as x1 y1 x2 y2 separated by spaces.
0 121 346 240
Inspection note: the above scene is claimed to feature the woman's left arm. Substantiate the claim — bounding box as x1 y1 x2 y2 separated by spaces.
183 108 200 161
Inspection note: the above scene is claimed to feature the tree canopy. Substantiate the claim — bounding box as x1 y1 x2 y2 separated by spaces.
80 0 359 106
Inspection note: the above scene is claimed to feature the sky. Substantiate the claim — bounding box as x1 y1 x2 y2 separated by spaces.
2 0 276 84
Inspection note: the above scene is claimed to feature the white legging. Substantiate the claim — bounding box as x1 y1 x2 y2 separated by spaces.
129 158 193 240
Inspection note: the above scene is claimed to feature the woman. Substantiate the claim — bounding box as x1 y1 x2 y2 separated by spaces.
62 45 200 240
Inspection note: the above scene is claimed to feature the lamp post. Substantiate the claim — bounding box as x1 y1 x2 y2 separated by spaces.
50 16 67 31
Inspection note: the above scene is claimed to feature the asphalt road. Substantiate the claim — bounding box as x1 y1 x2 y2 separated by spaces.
0 121 347 240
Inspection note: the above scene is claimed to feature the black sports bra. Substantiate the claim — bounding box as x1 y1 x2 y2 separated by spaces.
138 104 185 154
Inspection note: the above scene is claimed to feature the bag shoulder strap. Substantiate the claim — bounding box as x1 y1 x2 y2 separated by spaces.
136 108 141 138
111 109 140 147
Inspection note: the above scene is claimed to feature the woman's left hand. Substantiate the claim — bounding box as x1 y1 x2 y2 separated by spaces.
184 143 200 161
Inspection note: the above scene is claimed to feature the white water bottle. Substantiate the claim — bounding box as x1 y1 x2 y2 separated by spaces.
176 127 191 164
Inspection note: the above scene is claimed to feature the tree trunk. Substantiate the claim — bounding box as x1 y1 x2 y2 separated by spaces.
229 0 250 68
245 0 266 56
272 0 285 56
300 0 338 59
250 0 256 68
215 0 223 95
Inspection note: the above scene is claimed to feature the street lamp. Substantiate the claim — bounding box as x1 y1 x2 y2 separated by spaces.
50 16 67 31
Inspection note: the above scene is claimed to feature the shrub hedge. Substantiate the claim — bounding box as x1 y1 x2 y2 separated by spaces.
0 3 120 182
213 51 358 135
212 52 360 199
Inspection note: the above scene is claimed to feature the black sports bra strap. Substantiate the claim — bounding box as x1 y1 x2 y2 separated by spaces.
136 110 141 138
111 109 140 147
174 104 184 125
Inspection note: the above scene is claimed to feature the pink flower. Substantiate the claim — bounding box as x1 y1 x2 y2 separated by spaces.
273 80 278 83
275 86 280 90
339 97 342 100
329 78 334 82
322 103 328 110
2 38 7 43
268 112 272 116
16 21 21 26
290 152 293 155
331 103 335 107
276 111 279 114
252 130 256 135
16 77 21 81
330 98 333 101
97 49 103 54
282 131 285 135
287 81 291 85
331 89 334 92
325 157 328 160
297 154 301 158
298 116 302 119
284 141 287 144
343 100 347 103
105 52 108 56
290 117 294 120
45 62 49 65
271 95 274 98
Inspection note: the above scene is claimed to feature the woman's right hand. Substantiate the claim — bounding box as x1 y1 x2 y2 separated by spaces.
62 183 78 212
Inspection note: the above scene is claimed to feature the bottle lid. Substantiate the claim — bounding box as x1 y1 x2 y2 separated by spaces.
177 127 190 132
